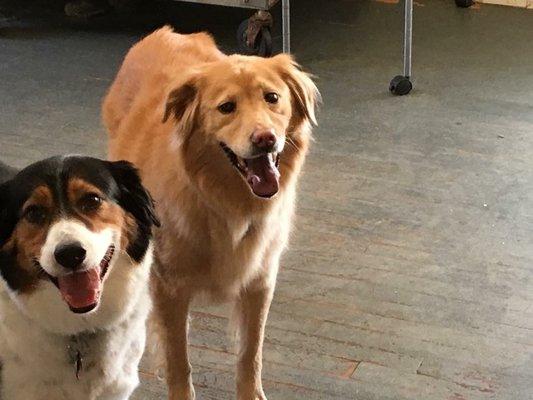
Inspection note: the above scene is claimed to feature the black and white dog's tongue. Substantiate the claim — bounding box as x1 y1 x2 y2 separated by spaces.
57 268 101 311
245 154 280 198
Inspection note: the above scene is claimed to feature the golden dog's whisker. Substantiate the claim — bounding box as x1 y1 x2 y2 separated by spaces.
286 137 301 152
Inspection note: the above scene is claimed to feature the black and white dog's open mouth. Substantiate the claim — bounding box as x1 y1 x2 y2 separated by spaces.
37 245 115 314
219 142 280 198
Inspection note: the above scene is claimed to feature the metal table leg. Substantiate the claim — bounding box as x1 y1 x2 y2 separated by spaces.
282 0 290 53
403 0 412 78
389 0 413 95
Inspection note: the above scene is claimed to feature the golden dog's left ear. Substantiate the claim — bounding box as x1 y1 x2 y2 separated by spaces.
162 78 199 137
272 54 321 131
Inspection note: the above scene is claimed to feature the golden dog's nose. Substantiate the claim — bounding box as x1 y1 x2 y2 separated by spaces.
251 129 277 151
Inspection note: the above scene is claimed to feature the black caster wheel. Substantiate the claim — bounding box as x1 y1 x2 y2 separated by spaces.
455 0 474 7
389 75 413 96
237 18 273 57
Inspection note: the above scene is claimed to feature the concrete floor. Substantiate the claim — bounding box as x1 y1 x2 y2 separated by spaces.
2 0 533 399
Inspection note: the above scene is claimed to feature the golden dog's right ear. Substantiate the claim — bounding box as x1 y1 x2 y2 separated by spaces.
163 79 199 135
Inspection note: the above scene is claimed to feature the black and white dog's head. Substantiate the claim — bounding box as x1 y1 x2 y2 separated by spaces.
0 156 159 333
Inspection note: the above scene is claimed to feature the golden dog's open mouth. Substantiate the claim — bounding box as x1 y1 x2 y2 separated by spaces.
39 245 115 314
220 143 280 198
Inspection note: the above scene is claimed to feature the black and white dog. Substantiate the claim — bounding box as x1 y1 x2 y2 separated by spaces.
0 156 159 400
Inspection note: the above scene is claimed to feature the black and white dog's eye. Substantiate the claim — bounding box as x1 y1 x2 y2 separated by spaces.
264 92 279 104
24 206 48 225
79 193 102 213
218 101 236 114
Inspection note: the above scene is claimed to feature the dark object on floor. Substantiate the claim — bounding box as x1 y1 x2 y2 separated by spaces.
237 10 273 57
0 161 17 184
455 0 474 7
64 0 110 19
389 75 413 95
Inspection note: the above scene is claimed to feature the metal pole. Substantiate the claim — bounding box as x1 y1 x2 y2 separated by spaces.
282 0 290 53
403 0 413 77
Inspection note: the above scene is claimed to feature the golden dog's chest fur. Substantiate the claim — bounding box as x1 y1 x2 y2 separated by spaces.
155 193 290 300
103 26 319 400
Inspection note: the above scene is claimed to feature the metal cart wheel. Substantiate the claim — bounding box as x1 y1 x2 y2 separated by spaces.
178 1 288 56
389 75 413 95
237 17 273 57
455 0 474 7
237 10 274 57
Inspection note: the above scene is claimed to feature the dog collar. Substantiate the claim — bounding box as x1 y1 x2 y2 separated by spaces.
67 332 96 380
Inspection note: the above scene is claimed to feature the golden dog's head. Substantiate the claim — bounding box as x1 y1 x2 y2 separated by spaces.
164 54 320 199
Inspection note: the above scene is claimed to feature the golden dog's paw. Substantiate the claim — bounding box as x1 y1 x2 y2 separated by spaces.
237 387 268 400
237 394 268 400
169 384 195 400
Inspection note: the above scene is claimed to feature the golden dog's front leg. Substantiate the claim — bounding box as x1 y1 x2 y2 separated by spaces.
235 278 275 400
152 278 195 400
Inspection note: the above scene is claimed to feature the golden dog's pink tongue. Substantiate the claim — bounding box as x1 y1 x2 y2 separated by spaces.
57 268 101 310
246 154 280 198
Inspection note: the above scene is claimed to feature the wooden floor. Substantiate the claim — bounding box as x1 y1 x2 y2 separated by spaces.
1 0 533 399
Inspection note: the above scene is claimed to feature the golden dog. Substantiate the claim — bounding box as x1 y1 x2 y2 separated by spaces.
103 26 319 400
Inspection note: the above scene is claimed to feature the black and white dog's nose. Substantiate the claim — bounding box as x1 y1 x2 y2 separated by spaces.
54 242 86 270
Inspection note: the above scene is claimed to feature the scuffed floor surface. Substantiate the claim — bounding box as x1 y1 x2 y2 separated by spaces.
1 0 533 398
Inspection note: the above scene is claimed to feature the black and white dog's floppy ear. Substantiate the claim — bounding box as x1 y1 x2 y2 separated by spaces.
108 160 160 228
107 160 160 261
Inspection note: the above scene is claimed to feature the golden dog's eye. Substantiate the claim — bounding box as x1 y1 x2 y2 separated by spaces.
264 92 279 104
24 206 48 225
79 193 102 213
218 101 236 114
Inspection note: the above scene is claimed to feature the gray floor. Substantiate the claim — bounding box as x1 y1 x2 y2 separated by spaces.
2 0 533 399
